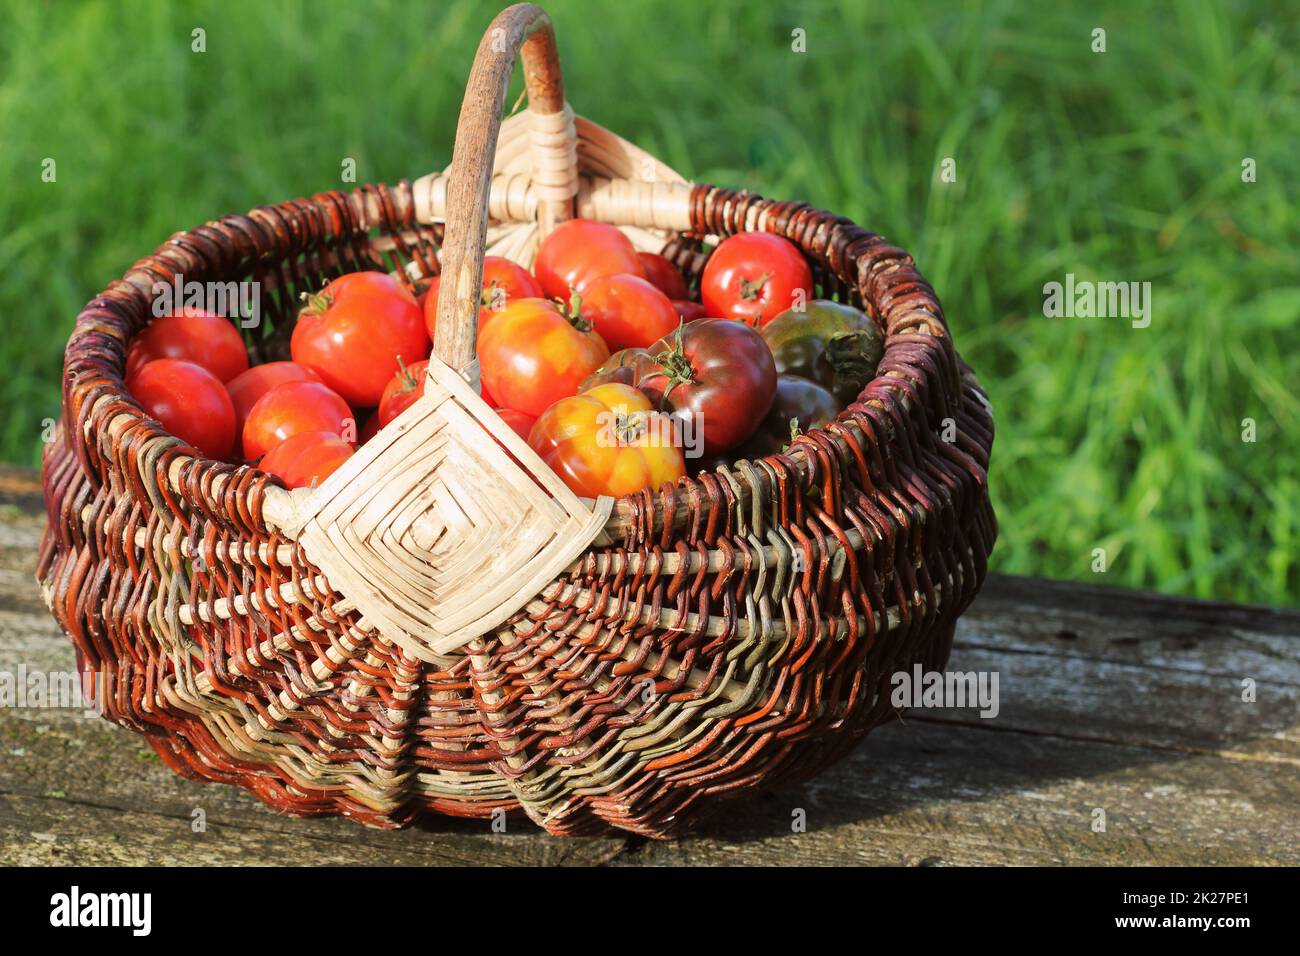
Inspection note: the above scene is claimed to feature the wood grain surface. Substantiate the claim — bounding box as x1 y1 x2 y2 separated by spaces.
2 465 1295 866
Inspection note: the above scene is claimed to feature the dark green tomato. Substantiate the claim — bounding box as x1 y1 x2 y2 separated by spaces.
760 299 884 404
739 374 843 458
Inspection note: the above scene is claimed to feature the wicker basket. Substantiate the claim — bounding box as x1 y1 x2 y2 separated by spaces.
37 3 995 838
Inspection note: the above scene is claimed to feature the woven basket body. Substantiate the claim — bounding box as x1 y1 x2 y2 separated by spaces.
37 5 995 838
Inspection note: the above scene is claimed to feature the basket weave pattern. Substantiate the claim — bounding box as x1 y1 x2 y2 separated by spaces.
37 6 995 838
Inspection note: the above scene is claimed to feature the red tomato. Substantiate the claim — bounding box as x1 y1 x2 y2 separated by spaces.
378 359 429 426
580 319 777 457
242 380 354 461
225 362 321 438
127 309 250 383
533 219 646 302
578 274 679 351
477 297 610 417
528 383 685 498
423 256 541 342
258 431 354 489
700 233 814 327
672 300 710 323
291 271 430 407
495 408 536 442
128 358 236 460
638 252 690 300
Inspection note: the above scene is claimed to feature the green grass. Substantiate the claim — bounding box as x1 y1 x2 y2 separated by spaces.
2 0 1297 606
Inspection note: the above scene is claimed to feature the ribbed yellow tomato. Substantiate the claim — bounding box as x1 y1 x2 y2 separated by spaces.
528 383 686 498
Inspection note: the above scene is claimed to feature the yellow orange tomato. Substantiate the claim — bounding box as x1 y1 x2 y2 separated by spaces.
528 383 685 499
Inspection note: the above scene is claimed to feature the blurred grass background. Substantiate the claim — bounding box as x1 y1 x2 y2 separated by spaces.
1 0 1297 606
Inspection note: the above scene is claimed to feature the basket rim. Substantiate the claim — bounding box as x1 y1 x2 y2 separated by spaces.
57 177 984 547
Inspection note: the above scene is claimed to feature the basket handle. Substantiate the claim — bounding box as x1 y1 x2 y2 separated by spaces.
433 2 571 380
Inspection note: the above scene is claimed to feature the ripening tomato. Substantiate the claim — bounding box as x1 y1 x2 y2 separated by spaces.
291 271 430 407
581 319 777 457
533 219 646 302
638 252 690 300
528 383 685 498
700 233 814 327
128 358 236 460
258 431 354 489
477 297 610 417
495 407 536 442
378 359 429 426
423 256 542 342
740 375 843 457
578 273 679 351
225 361 321 438
242 380 354 461
672 300 709 324
127 309 250 383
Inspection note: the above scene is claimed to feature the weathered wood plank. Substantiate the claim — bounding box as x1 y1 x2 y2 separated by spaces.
621 720 1300 866
0 792 623 867
2 464 1297 865
968 574 1300 678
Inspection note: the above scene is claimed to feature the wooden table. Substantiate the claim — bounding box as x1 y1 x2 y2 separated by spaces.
2 465 1296 866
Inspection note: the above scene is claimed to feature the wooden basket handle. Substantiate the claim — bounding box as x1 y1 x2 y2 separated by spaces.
433 2 572 379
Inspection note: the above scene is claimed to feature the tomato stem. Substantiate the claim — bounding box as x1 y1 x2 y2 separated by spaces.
554 288 593 333
395 355 418 394
739 272 773 302
613 410 648 445
643 322 696 408
299 289 334 317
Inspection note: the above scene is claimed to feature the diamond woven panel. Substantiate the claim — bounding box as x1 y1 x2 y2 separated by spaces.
288 356 613 661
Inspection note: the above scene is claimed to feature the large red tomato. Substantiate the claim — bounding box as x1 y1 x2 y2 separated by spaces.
528 383 685 499
533 219 646 302
127 358 236 460
259 431 354 489
127 309 250 383
477 297 610 417
225 361 321 437
578 273 679 351
422 256 542 342
638 252 690 300
291 271 430 407
242 380 354 461
378 359 430 426
700 233 814 327
580 319 776 457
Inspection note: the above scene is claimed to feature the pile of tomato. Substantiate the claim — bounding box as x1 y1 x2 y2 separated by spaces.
124 220 885 497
